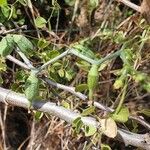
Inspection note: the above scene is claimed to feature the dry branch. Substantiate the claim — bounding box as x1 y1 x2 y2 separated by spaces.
0 87 150 150
117 0 150 24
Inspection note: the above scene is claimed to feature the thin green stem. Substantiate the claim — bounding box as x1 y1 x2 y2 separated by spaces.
16 48 35 70
95 50 122 65
70 48 97 64
37 49 70 73
115 81 128 114
37 49 122 75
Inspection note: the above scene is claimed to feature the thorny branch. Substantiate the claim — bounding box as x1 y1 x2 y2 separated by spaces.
0 87 149 150
3 47 150 149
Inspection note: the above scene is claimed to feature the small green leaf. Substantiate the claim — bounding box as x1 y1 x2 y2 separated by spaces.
0 0 7 7
113 78 124 89
101 144 112 150
47 50 60 59
72 117 82 127
61 100 70 109
64 0 75 6
65 69 74 81
75 84 88 92
35 16 47 28
84 125 97 136
72 117 83 134
58 69 65 77
38 38 49 49
0 34 14 57
81 106 95 116
13 34 33 54
89 0 99 10
111 106 129 123
76 60 90 71
34 111 43 121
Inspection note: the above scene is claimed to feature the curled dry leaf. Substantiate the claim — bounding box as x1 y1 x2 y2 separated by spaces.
100 117 117 138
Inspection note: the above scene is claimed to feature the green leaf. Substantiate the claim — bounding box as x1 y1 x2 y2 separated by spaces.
75 84 88 92
64 0 75 6
34 111 43 121
65 69 75 81
58 69 65 77
0 34 14 57
89 0 99 10
72 117 83 134
84 125 97 137
61 100 70 109
72 117 82 127
47 50 60 59
101 144 112 150
0 0 7 7
76 60 90 71
113 78 124 89
38 38 49 49
81 106 95 116
1 5 10 18
111 106 129 123
25 73 39 102
13 34 33 54
35 16 47 28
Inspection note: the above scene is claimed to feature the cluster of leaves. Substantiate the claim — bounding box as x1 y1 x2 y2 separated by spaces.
0 0 150 149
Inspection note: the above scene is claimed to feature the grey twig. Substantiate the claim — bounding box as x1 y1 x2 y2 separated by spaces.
43 76 150 130
42 77 87 100
16 48 35 70
0 25 27 35
6 55 30 70
117 0 140 12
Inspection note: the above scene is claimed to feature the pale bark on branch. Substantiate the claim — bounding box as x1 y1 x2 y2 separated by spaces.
0 87 149 150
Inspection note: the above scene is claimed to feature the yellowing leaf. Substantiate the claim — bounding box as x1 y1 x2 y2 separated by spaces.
75 84 88 92
101 144 112 150
61 100 70 109
84 125 97 137
81 106 95 116
100 118 117 138
111 106 129 123
35 16 47 28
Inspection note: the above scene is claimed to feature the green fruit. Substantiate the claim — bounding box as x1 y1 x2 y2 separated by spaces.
87 64 99 100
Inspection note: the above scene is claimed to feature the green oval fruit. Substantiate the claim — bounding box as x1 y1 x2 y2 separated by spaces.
87 64 99 100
